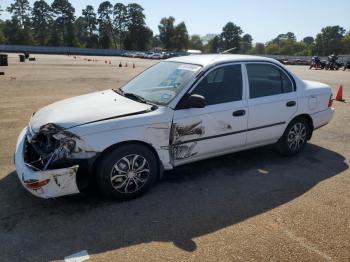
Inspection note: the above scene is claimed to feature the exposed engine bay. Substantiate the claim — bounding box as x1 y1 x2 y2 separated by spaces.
24 123 96 171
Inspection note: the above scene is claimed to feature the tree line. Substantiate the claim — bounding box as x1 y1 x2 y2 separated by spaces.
0 0 349 55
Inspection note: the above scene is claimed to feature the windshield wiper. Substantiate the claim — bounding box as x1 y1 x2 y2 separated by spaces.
114 89 159 109
124 92 148 104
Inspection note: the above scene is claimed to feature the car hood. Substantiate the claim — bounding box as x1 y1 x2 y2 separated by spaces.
29 89 153 132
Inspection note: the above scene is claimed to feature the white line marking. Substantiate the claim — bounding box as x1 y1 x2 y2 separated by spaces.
64 250 90 262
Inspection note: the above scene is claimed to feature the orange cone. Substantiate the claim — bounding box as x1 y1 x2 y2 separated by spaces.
335 85 345 102
133 63 135 69
125 63 128 67
109 61 111 64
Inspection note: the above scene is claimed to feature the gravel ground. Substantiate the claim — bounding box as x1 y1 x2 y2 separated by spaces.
0 54 349 262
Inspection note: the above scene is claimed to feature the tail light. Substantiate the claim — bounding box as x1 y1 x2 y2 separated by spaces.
328 95 333 107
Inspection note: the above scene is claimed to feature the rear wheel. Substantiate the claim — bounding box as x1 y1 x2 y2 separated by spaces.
96 144 158 200
277 118 310 156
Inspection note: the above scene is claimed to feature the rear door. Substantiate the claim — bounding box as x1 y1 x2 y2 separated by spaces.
171 63 248 165
244 62 297 146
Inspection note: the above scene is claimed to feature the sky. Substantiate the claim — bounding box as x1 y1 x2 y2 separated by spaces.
1 0 350 43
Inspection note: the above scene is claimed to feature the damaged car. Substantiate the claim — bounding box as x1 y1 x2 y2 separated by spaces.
15 54 334 200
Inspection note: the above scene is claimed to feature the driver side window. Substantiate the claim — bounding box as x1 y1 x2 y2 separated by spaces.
191 64 243 105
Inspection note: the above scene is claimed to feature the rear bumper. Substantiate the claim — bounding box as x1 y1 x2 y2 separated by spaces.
312 108 334 129
15 128 80 199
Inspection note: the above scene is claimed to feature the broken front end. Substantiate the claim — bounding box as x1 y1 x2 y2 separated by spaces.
15 124 97 198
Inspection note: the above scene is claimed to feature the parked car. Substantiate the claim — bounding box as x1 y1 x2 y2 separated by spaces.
143 52 155 59
342 61 350 71
150 53 163 59
15 55 334 200
134 52 145 58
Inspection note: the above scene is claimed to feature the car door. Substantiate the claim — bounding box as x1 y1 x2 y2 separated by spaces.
171 63 248 166
244 62 297 146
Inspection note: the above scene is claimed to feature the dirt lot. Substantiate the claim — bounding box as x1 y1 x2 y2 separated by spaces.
0 54 349 262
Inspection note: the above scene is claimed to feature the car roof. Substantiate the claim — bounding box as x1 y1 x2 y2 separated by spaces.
167 54 279 67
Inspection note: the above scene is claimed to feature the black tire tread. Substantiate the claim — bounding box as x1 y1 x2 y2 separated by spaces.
277 117 310 156
96 144 158 200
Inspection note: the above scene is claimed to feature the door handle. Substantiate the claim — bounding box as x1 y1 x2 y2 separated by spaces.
286 101 296 107
232 110 246 117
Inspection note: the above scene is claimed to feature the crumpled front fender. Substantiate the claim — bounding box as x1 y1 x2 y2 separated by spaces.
15 128 80 199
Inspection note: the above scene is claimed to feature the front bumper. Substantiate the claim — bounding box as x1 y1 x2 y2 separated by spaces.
15 128 80 199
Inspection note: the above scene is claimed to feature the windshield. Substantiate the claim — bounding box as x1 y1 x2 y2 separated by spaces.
120 61 202 105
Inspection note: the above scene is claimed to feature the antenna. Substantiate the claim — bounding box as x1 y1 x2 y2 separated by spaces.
220 47 237 54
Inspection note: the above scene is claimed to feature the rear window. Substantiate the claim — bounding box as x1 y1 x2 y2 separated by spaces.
246 64 293 99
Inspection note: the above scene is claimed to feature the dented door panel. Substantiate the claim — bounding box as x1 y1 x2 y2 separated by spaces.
172 100 248 166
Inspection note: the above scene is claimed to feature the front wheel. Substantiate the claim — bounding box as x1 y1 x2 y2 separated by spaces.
277 118 310 156
96 144 158 200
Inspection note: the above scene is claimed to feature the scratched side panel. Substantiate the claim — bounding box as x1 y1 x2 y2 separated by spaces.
171 102 248 166
74 107 175 170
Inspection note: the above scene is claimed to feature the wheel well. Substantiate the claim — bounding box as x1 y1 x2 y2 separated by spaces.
92 140 162 178
290 114 314 140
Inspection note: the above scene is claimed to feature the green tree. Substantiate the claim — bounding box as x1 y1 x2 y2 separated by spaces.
152 35 161 48
220 22 242 53
341 31 350 54
82 5 98 47
314 25 346 55
0 20 6 44
189 35 203 50
74 16 88 47
251 42 265 54
32 0 52 45
3 18 33 44
5 0 33 44
240 33 252 54
98 1 114 48
207 35 221 53
51 0 76 46
6 0 31 28
113 3 127 48
171 22 189 51
0 5 4 43
124 3 152 50
158 16 175 50
302 36 314 45
265 43 279 54
48 21 61 46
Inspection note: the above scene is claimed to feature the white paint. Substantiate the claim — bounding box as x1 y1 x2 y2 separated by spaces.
29 89 152 132
15 54 334 199
64 250 90 262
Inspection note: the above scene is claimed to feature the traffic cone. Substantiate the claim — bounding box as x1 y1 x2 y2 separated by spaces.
133 63 135 69
335 85 345 102
109 61 111 64
119 62 122 67
125 63 128 67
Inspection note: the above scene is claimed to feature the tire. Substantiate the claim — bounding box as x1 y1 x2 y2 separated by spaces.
277 117 310 156
96 144 158 200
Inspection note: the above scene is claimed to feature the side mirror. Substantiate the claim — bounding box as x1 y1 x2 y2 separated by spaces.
178 94 206 109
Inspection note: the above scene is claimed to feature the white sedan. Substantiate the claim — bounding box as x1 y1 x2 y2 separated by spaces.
15 55 334 200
